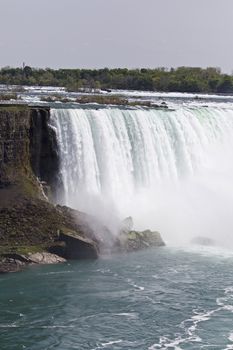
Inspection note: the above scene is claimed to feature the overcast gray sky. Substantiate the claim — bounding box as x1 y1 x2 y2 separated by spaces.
0 0 232 72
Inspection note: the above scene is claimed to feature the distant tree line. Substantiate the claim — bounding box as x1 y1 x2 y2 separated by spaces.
0 66 233 93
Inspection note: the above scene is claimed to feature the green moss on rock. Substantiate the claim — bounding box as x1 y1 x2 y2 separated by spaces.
119 229 165 252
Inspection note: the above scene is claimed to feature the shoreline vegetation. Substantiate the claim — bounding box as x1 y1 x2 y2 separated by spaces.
0 66 233 94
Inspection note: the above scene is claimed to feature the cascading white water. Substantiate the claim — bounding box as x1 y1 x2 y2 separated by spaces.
51 106 233 246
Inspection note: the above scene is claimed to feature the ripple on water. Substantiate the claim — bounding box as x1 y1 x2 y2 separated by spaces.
224 333 233 350
149 285 233 350
1 248 233 349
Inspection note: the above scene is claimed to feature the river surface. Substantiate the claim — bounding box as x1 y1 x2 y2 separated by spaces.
2 91 233 349
1 246 233 350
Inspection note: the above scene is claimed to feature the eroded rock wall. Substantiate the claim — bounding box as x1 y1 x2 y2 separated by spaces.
0 105 59 197
30 108 60 198
0 106 31 188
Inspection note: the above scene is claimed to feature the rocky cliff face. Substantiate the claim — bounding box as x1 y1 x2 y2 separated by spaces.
30 107 60 199
0 106 31 188
0 106 59 197
0 105 63 249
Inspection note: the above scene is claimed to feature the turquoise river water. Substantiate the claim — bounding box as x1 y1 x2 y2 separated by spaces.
1 246 233 350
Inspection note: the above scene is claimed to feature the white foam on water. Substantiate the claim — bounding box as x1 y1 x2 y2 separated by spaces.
113 312 138 319
126 278 145 291
109 89 233 101
217 286 233 312
92 339 139 350
148 309 213 349
227 333 233 349
40 325 75 328
223 332 233 350
149 286 233 350
91 340 123 350
37 271 74 276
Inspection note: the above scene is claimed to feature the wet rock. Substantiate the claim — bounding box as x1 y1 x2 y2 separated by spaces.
3 253 31 263
29 107 60 199
120 216 133 234
160 102 168 109
0 257 24 274
118 229 165 252
28 252 66 264
0 251 66 273
101 88 112 93
59 231 99 259
57 205 115 249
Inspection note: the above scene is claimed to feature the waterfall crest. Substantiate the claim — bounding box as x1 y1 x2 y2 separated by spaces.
51 106 233 244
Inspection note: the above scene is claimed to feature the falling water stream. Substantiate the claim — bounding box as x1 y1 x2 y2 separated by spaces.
51 106 233 246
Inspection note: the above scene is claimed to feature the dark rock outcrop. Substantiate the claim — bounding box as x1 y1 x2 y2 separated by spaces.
0 252 66 273
0 105 59 199
56 205 114 250
29 107 60 200
0 106 31 189
0 257 24 274
59 231 99 259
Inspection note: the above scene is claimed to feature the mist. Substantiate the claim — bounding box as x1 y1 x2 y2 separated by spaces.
51 105 233 249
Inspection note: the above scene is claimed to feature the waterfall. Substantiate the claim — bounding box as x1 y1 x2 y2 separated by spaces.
51 106 233 245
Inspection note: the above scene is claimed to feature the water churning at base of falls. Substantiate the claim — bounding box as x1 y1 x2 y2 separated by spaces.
51 106 233 245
